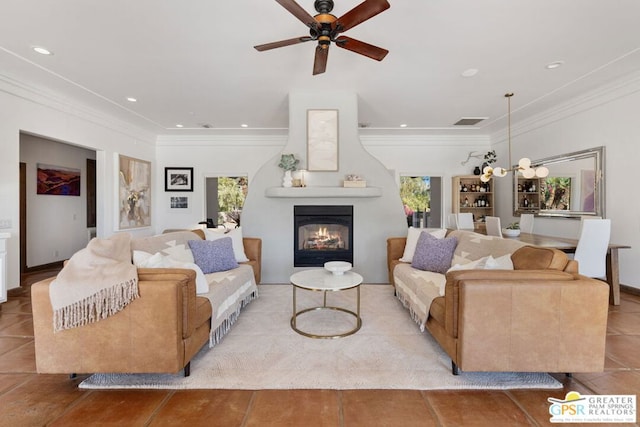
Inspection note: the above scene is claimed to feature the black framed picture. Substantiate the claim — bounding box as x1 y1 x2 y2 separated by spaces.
165 167 193 192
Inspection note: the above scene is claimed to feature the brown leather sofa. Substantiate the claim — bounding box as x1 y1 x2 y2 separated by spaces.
387 230 610 375
31 234 261 377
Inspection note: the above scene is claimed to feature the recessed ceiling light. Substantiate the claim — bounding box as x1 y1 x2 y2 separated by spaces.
241 124 248 128
32 46 52 55
400 123 408 128
546 61 564 69
175 124 184 128
126 97 137 102
461 68 479 77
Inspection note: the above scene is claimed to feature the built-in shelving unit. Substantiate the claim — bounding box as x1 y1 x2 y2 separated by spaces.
516 177 541 215
265 187 382 198
452 175 495 230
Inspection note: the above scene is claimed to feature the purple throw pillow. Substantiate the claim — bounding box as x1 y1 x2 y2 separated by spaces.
411 232 458 274
188 238 239 274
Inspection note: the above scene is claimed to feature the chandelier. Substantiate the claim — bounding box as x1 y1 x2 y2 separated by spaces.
480 93 549 182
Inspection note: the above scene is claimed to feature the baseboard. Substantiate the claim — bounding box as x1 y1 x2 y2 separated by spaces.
24 261 64 273
621 284 640 297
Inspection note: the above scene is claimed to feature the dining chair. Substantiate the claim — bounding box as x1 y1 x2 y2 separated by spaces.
485 216 502 237
519 214 534 233
447 213 458 229
456 213 475 230
574 218 611 279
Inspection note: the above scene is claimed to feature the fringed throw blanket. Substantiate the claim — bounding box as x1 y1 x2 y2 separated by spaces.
201 264 258 348
393 263 445 332
49 233 139 332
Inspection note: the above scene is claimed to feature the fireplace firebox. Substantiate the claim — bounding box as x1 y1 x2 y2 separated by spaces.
294 205 353 267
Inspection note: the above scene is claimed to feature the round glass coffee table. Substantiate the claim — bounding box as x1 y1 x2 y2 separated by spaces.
290 269 363 339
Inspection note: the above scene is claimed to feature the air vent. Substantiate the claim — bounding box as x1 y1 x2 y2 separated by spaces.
453 117 487 126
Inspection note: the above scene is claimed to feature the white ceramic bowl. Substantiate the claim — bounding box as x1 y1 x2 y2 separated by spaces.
502 228 521 237
324 261 352 275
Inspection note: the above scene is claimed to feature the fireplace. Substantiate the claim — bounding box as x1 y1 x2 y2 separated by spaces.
294 205 353 267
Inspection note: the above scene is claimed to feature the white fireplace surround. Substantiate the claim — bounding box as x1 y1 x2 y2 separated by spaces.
241 92 408 283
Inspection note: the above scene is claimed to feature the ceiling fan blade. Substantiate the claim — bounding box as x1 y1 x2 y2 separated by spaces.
335 36 388 61
335 0 390 33
275 0 318 28
254 36 312 51
313 45 329 75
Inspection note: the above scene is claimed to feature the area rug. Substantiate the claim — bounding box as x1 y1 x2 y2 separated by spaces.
79 284 561 390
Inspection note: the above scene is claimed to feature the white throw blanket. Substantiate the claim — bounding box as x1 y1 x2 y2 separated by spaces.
49 233 139 332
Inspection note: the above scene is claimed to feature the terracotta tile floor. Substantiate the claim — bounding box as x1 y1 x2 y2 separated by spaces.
1 269 638 426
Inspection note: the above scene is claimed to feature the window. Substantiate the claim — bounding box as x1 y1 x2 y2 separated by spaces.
205 176 247 228
399 175 442 228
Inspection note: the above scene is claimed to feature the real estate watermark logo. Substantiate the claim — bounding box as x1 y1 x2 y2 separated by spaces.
548 391 636 423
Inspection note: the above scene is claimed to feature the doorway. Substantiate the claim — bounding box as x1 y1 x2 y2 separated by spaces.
399 175 442 228
204 175 248 229
19 134 96 272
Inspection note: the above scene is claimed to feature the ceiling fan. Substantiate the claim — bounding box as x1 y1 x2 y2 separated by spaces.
254 0 390 75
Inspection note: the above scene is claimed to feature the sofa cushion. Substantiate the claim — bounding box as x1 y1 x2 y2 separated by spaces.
411 232 458 274
447 254 514 272
131 231 201 263
448 230 526 266
399 227 447 263
188 238 239 274
511 246 569 270
204 227 250 263
133 250 209 294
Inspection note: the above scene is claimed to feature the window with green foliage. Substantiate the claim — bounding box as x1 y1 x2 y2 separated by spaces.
400 176 431 227
217 176 247 227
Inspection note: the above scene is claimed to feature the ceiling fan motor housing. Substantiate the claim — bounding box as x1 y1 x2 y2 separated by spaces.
314 0 334 14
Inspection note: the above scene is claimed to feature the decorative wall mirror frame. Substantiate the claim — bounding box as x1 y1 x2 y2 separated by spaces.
513 146 605 218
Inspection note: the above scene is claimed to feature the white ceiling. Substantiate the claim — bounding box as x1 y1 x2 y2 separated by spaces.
1 0 639 136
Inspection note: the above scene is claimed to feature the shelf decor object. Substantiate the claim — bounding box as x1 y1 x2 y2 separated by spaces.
278 154 299 188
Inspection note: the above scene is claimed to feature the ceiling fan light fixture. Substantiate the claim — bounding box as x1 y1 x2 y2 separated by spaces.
255 0 390 74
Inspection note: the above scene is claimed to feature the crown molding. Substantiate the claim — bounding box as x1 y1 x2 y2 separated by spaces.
155 134 287 146
0 73 158 143
360 134 490 146
491 71 640 144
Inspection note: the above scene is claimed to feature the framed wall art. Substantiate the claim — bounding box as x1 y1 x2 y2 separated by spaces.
165 167 194 192
118 154 151 229
307 109 338 171
170 196 189 209
36 164 81 196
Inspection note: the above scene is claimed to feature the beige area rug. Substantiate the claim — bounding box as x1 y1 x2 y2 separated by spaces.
79 284 561 390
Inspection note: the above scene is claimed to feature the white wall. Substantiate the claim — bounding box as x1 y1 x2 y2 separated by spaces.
20 134 96 266
2 73 639 290
154 135 286 231
0 78 157 290
491 78 640 289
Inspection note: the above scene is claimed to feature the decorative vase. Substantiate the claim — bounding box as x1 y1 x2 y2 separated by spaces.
282 170 293 187
481 162 489 172
473 166 481 175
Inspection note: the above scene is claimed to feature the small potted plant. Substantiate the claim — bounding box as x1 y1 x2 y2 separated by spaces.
502 222 521 237
278 154 299 187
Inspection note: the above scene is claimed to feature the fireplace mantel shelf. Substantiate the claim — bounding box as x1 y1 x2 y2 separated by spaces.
265 186 382 198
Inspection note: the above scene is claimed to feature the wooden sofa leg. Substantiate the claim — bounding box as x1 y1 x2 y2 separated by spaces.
184 362 191 377
451 361 460 375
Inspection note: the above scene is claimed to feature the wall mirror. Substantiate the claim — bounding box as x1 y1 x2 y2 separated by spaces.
513 146 605 218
